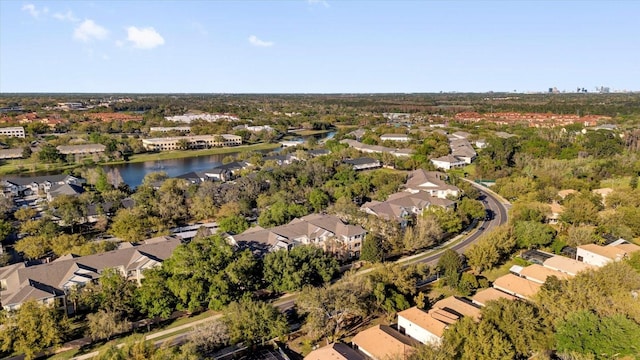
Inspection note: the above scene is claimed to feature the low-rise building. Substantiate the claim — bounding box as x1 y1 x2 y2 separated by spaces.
492 274 542 300
576 243 640 267
0 148 23 159
149 126 191 133
56 144 106 155
304 343 365 360
397 307 448 345
2 174 84 197
542 255 595 276
0 126 26 138
361 191 454 227
514 264 571 284
380 133 411 142
404 169 460 199
0 236 180 313
141 134 242 151
343 157 381 171
352 325 417 360
430 154 467 170
471 288 517 306
228 214 366 259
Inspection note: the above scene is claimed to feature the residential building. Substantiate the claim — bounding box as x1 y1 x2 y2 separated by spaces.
0 148 23 159
542 255 595 276
449 139 477 164
347 129 366 141
0 126 26 138
513 264 571 284
380 133 411 142
450 131 471 140
397 307 448 345
233 124 274 133
56 144 106 156
430 154 466 170
264 154 299 166
343 157 381 171
339 139 414 158
471 288 517 306
149 126 191 133
352 325 418 360
0 236 180 313
431 296 482 322
141 134 242 151
228 214 366 259
2 174 84 197
165 113 240 123
492 274 542 300
47 183 85 202
304 343 365 360
576 243 640 267
361 191 454 227
404 169 460 199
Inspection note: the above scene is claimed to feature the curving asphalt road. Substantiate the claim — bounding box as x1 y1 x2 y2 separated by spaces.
407 181 510 267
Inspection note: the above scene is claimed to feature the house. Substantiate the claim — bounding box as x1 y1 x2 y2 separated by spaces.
511 264 571 284
347 129 367 141
576 243 640 267
0 126 26 138
592 188 614 205
339 139 414 158
228 214 366 259
343 157 381 171
404 169 460 199
492 274 542 300
47 183 85 202
380 133 411 142
430 154 466 170
264 154 299 166
542 255 595 276
397 307 448 345
352 325 418 360
307 149 330 157
361 191 454 227
557 189 577 200
471 288 517 306
475 139 487 149
1 236 180 313
451 131 471 140
547 202 564 224
449 139 477 164
431 296 482 322
2 174 84 197
304 343 365 360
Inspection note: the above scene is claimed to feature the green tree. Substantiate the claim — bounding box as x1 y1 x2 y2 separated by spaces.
263 245 338 292
360 234 384 263
457 198 486 225
86 310 131 341
0 300 69 360
437 249 463 288
136 268 177 319
14 235 50 259
513 221 556 249
38 144 62 163
308 188 330 212
555 311 640 359
223 298 288 346
217 214 249 234
14 207 37 222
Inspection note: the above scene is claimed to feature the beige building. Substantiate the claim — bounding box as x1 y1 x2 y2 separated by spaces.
0 126 26 138
57 143 106 155
142 134 242 151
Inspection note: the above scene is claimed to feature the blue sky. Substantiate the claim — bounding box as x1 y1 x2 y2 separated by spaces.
1 1 638 93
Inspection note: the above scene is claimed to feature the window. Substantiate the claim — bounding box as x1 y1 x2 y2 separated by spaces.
577 256 584 262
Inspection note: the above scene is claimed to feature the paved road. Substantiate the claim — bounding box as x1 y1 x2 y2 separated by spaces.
407 181 510 267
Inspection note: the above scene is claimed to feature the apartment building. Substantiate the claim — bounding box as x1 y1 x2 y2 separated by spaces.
142 134 242 151
0 126 25 138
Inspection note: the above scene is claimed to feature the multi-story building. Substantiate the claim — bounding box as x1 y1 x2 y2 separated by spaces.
141 134 242 151
0 126 25 138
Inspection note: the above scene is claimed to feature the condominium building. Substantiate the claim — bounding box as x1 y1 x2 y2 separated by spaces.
141 134 242 151
0 126 25 138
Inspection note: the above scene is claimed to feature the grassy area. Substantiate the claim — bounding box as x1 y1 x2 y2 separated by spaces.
0 161 81 176
482 258 521 282
600 176 633 190
105 143 280 165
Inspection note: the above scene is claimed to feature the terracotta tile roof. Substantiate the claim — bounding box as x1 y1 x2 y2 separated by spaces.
471 288 517 306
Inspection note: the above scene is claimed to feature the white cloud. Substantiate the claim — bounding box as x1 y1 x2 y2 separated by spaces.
126 26 165 49
74 19 109 42
308 0 329 8
248 35 274 48
22 3 48 18
53 10 79 22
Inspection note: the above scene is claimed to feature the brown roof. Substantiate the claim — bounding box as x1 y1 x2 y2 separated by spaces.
543 256 594 275
304 343 365 360
351 325 418 360
519 264 572 284
431 296 482 321
578 244 628 260
397 307 448 337
492 274 542 299
471 288 517 306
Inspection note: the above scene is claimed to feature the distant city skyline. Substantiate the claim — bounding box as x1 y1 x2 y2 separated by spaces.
1 1 639 93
